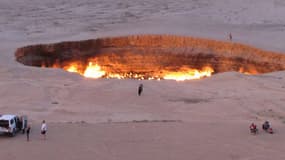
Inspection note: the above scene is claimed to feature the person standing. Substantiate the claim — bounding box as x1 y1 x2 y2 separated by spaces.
26 125 31 141
41 120 47 140
262 121 270 131
229 32 233 41
138 84 143 96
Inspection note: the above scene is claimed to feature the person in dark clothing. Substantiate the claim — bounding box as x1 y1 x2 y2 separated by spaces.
138 84 143 96
262 121 270 131
262 121 274 134
26 125 31 141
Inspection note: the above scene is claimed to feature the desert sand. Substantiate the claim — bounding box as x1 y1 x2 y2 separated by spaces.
0 0 285 160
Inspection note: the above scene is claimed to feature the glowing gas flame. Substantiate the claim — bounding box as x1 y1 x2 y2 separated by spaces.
163 66 214 81
66 65 78 72
239 67 259 75
60 61 215 81
64 62 82 73
42 59 261 81
83 62 106 78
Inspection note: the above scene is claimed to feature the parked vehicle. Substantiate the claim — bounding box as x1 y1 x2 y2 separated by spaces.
0 114 27 137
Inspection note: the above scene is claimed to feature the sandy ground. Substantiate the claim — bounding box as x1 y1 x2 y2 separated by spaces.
1 0 285 160
1 121 285 160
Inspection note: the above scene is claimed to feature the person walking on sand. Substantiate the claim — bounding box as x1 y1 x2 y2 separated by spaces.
138 84 143 96
41 120 47 140
26 125 31 141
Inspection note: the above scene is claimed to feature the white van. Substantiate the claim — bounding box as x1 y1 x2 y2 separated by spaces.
0 114 27 137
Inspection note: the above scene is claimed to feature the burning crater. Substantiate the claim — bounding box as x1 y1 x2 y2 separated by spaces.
15 35 285 81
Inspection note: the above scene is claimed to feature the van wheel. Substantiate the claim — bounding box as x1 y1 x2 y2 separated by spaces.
10 129 16 137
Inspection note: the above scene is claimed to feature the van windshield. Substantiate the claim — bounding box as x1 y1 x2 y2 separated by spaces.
0 120 9 128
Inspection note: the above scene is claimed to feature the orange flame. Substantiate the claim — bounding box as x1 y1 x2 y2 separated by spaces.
40 57 218 81
83 62 106 78
64 62 81 73
62 61 215 81
239 67 259 75
61 61 215 81
163 66 214 81
43 60 261 80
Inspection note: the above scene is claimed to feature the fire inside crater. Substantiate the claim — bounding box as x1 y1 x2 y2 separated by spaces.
15 35 285 81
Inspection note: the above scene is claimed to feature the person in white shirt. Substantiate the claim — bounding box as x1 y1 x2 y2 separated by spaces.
41 120 47 140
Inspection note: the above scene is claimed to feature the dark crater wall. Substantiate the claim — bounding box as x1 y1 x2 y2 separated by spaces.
15 35 285 74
